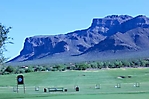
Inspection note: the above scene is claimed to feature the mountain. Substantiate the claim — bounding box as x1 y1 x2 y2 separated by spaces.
8 15 149 64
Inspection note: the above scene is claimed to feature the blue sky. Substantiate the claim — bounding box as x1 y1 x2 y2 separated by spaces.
0 0 148 60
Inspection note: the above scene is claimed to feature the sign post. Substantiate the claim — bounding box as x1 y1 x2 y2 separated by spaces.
17 75 25 93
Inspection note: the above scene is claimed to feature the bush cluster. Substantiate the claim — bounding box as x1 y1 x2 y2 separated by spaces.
1 58 149 75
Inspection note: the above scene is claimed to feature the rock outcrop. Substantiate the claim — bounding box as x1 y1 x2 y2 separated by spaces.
9 15 149 62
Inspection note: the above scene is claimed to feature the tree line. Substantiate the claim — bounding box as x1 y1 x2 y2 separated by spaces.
1 58 149 75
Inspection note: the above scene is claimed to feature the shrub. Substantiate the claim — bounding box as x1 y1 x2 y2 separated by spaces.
16 69 25 74
25 67 34 73
4 66 15 73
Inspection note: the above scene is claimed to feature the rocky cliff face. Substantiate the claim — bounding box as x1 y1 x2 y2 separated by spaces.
9 15 149 62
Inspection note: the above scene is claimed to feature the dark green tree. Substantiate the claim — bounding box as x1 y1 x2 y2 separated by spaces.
140 60 149 67
121 60 131 67
97 62 104 69
103 61 109 68
75 63 89 70
25 67 34 73
0 24 13 64
4 66 15 73
90 62 98 68
114 60 123 68
108 62 115 68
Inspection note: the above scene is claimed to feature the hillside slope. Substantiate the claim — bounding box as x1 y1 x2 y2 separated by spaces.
8 15 149 64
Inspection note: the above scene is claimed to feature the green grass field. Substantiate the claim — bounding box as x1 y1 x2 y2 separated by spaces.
0 68 149 99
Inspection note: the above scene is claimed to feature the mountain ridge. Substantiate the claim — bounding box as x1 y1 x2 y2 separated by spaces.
8 15 149 63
